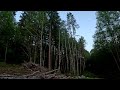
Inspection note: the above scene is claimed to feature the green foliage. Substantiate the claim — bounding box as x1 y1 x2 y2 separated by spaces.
0 11 88 76
86 11 120 79
84 50 90 60
86 47 120 79
0 11 16 63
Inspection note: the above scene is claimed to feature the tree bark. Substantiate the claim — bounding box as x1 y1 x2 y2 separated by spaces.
43 49 45 67
58 27 61 71
48 22 51 70
64 32 69 73
77 51 79 76
5 43 8 63
80 54 82 75
68 38 72 73
34 41 37 63
55 49 58 69
29 44 32 62
40 12 44 67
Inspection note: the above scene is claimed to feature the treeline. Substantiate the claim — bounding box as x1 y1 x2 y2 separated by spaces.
86 11 120 79
0 11 90 76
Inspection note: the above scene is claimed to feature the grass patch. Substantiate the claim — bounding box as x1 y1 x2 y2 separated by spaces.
82 71 98 78
0 62 31 75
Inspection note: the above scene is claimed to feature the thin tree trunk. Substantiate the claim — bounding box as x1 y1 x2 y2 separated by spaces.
5 43 8 63
21 47 29 58
74 41 77 75
55 49 58 69
114 44 120 63
58 27 61 71
34 42 37 63
54 47 56 69
65 45 69 72
108 36 120 72
61 43 64 72
82 58 85 73
39 35 43 67
29 44 32 63
48 22 51 70
53 46 55 69
29 36 32 63
68 37 72 73
109 47 120 72
80 54 82 75
40 12 44 67
30 57 32 62
117 44 120 63
76 51 79 76
29 44 32 62
39 40 42 66
43 49 45 67
82 50 85 73
71 39 73 73
64 33 69 73
72 38 75 75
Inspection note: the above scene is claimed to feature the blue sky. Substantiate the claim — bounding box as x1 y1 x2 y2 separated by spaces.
15 11 96 52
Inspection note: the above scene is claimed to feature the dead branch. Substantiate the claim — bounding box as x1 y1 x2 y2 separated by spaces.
23 71 40 77
41 69 59 75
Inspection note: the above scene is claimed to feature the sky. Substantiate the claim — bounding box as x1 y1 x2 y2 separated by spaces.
15 11 96 52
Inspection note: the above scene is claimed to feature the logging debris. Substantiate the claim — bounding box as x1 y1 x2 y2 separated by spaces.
0 62 93 79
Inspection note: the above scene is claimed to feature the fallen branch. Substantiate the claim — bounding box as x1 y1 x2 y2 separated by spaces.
45 74 56 79
23 71 40 77
0 75 15 77
41 69 59 75
22 69 58 78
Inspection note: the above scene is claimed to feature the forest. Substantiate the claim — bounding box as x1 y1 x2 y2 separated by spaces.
0 11 120 79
